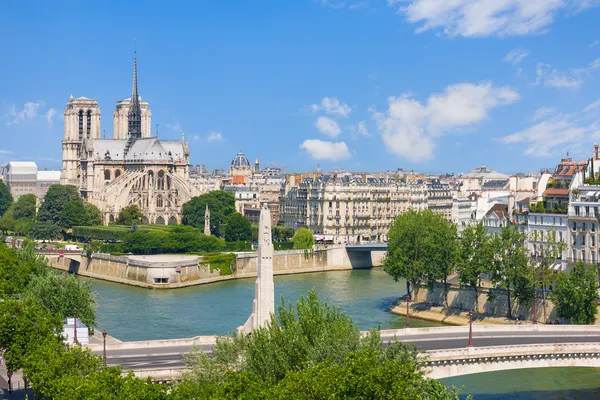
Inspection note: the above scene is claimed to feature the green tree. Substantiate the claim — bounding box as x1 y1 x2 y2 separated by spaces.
0 204 16 234
0 297 64 373
551 261 598 324
224 212 252 242
272 226 295 242
174 290 459 399
30 220 62 240
0 179 13 217
117 204 144 225
424 214 459 307
13 193 37 220
84 203 103 226
37 185 83 229
457 223 494 313
0 241 49 297
181 190 236 235
24 272 98 329
532 230 565 322
291 228 314 250
384 210 451 299
491 226 531 319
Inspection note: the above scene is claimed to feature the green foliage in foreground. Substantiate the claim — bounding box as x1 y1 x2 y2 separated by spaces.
173 290 460 399
552 261 599 324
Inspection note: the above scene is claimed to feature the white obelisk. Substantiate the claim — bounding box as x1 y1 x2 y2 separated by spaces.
240 204 275 334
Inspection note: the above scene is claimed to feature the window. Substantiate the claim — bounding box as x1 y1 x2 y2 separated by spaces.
559 231 563 242
592 236 596 247
329 201 332 208
86 110 92 137
78 110 84 138
534 216 537 224
586 206 590 216
115 169 121 178
104 170 111 181
156 197 163 208
541 217 544 224
573 222 577 231
593 224 596 232
583 222 587 231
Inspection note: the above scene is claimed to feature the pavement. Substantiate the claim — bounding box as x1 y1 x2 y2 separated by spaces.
90 328 600 372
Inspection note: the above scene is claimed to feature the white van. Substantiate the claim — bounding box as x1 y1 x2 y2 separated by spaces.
64 244 82 251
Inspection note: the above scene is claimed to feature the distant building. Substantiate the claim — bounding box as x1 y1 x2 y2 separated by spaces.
36 170 62 199
4 161 38 199
482 203 509 235
427 179 452 221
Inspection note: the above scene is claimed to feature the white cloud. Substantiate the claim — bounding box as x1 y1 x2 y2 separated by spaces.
590 40 600 49
389 0 599 37
45 108 57 126
207 132 223 142
535 58 600 89
311 97 352 117
0 149 12 154
5 102 41 126
499 99 600 157
504 49 530 65
315 116 342 137
300 139 351 161
165 117 181 132
371 82 519 162
530 106 556 122
318 0 369 10
192 134 200 141
357 120 371 136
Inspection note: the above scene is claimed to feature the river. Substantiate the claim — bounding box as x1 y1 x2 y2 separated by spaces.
89 268 600 398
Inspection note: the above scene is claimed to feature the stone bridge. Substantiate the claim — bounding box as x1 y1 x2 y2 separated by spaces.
425 343 600 379
87 325 600 381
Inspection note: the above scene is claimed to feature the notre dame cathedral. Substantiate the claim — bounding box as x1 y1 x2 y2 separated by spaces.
60 52 201 225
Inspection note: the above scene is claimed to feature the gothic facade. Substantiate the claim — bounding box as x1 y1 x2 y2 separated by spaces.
60 52 200 225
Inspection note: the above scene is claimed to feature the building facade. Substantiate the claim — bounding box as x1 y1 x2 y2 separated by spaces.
427 179 452 221
279 173 427 243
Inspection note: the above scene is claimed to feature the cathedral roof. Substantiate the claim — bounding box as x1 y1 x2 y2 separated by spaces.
91 137 186 162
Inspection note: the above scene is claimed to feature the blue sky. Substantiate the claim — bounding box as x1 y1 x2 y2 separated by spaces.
1 0 599 174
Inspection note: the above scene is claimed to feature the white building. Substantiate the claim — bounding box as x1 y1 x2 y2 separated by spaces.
36 170 62 199
4 161 38 199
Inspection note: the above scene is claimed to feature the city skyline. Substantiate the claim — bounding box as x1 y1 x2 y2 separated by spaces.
1 1 599 174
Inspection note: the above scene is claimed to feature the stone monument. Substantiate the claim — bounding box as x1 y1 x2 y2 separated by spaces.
204 204 211 236
240 203 275 334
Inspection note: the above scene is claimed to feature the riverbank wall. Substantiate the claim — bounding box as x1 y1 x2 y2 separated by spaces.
390 282 563 324
45 245 386 289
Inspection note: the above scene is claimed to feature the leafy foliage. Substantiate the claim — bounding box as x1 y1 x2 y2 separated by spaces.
30 220 63 240
116 204 144 225
552 261 599 324
224 212 252 242
181 190 236 235
271 226 295 242
23 271 98 329
13 193 37 220
0 179 13 217
121 225 225 254
200 253 236 276
384 210 457 300
84 203 103 226
174 290 459 399
291 228 314 250
37 185 85 230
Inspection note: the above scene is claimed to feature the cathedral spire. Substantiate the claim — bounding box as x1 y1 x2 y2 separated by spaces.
125 48 143 155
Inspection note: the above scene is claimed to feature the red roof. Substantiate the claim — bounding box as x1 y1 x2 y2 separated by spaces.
543 188 569 196
553 159 587 177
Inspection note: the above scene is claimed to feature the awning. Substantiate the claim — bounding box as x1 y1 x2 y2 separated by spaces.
324 235 334 241
314 235 325 241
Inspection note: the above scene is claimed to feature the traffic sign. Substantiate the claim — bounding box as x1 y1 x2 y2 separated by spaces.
59 251 64 257
7 370 12 378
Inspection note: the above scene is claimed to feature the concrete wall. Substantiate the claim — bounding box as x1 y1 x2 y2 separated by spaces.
45 245 384 289
413 282 561 323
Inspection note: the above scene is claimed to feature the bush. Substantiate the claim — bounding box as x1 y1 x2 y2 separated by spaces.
121 226 225 254
274 242 294 251
291 228 314 250
224 241 253 252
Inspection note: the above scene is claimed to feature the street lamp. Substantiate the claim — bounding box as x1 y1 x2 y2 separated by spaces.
102 331 107 366
467 310 474 348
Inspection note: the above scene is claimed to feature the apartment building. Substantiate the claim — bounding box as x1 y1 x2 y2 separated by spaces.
279 173 427 243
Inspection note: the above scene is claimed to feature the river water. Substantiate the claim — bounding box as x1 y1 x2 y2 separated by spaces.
89 268 600 398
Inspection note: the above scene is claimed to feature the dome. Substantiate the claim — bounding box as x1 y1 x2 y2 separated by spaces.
231 152 250 168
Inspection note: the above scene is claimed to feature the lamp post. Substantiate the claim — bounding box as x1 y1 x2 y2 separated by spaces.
73 308 78 345
102 331 107 366
405 296 410 328
467 310 474 347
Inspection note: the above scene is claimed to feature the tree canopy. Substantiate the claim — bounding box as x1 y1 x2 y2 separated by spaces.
37 185 95 230
552 261 598 324
291 228 314 250
384 210 457 300
116 204 144 225
181 190 236 235
13 193 37 220
173 290 460 399
224 212 252 242
0 179 13 217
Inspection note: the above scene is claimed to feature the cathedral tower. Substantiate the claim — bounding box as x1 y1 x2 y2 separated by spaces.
124 51 142 155
61 96 101 185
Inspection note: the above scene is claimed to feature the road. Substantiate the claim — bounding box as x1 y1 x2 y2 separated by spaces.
96 329 600 372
